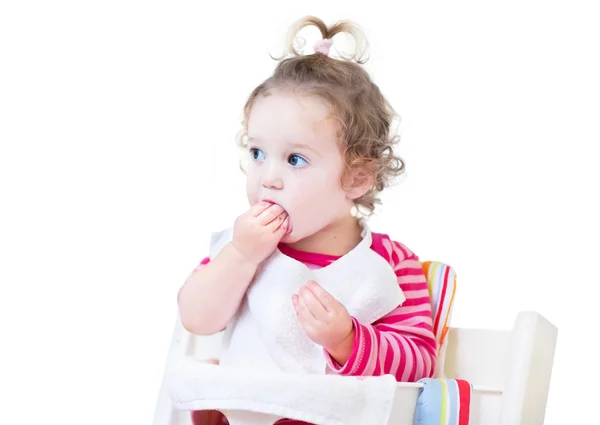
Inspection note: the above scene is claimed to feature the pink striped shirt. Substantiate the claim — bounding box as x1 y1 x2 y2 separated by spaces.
187 232 437 425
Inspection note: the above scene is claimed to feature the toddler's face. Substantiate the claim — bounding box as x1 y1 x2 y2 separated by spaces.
245 91 353 244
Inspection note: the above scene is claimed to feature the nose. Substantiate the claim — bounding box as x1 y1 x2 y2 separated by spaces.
261 162 283 190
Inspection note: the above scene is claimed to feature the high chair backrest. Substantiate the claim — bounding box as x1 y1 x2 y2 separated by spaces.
421 261 457 378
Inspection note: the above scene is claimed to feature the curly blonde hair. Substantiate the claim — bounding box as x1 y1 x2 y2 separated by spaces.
237 16 405 215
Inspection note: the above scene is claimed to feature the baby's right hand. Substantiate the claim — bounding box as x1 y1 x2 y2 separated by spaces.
231 201 289 265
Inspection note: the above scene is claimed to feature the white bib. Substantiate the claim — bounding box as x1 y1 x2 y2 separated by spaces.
209 221 405 374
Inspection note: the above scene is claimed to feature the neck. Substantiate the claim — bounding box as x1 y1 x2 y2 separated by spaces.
286 214 364 256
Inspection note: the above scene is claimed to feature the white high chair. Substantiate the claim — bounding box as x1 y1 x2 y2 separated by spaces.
153 261 558 425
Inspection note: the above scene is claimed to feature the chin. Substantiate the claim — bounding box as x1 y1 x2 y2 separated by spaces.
279 231 298 244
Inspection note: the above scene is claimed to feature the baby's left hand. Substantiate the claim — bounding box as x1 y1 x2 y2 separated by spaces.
292 280 354 354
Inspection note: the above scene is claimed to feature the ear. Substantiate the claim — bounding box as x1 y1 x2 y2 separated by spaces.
343 166 375 201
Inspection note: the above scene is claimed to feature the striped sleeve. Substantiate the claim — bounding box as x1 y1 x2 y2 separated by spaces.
324 236 437 382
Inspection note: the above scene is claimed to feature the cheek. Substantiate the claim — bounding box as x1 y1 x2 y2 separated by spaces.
300 171 345 202
245 172 260 203
285 176 347 228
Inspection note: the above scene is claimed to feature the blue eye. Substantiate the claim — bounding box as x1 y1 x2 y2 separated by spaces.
288 154 308 167
250 148 265 161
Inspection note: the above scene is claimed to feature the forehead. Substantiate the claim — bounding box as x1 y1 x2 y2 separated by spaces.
247 92 340 148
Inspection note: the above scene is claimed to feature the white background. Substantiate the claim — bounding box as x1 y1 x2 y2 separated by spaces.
1 1 598 424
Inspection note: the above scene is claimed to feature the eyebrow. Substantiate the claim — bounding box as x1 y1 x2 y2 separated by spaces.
248 137 321 157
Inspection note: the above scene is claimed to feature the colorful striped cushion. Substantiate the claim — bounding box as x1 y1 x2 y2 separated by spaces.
414 378 472 425
421 261 457 378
